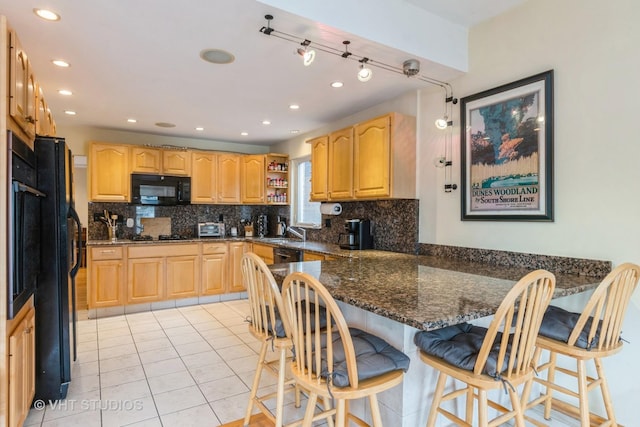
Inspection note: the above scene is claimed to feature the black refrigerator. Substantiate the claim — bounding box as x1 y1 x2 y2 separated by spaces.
33 135 82 401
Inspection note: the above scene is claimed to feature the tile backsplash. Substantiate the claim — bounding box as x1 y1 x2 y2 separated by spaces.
88 199 419 254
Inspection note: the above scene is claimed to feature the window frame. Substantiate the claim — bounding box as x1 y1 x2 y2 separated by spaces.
290 155 321 228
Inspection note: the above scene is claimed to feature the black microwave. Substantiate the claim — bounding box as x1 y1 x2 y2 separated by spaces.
131 173 191 205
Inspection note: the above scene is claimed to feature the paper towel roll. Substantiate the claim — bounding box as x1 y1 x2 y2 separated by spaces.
320 203 342 215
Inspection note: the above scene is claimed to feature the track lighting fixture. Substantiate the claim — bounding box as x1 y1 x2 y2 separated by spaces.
296 39 315 66
357 58 373 82
435 117 453 129
258 14 454 94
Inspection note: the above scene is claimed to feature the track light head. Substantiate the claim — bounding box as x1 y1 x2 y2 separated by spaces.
357 58 372 82
297 40 315 66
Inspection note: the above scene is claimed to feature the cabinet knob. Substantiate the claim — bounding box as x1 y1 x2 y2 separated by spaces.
25 115 35 123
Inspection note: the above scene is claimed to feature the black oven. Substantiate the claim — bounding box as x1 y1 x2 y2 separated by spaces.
131 173 191 205
8 131 46 319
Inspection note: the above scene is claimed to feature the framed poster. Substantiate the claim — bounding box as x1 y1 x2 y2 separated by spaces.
461 70 553 221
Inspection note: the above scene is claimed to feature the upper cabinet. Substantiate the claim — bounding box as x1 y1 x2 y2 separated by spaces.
309 136 328 201
328 127 354 200
8 30 36 142
310 112 416 201
241 155 265 204
89 142 130 202
217 153 241 204
191 151 217 204
162 150 191 176
131 147 162 174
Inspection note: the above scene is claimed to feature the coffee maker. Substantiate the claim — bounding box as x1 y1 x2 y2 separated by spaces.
339 219 373 250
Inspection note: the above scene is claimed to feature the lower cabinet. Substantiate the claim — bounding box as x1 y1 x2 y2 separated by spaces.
251 243 274 265
8 300 35 427
201 242 228 295
166 254 200 299
228 242 250 293
88 246 125 308
128 257 165 304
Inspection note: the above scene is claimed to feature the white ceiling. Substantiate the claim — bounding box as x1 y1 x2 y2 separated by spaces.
2 0 526 146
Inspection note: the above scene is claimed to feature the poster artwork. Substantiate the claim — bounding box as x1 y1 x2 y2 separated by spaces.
469 91 541 211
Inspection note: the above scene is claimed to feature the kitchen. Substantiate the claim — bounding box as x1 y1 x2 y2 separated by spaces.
2 0 640 426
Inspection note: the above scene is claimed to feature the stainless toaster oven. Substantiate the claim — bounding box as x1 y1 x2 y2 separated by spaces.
197 222 225 237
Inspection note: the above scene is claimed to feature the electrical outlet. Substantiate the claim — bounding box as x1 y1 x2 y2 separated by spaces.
93 212 103 221
325 218 331 228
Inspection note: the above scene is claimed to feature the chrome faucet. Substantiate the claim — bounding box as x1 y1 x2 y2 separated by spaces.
287 226 306 241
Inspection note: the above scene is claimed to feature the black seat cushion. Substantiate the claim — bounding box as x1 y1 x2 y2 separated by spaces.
414 323 507 377
538 305 601 349
262 300 330 338
320 328 410 387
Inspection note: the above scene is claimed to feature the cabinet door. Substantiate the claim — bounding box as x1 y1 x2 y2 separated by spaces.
36 85 50 136
166 255 200 298
310 136 329 201
24 309 36 411
202 254 227 295
162 151 191 176
131 147 162 174
228 242 249 292
191 152 217 203
128 258 164 303
328 127 354 200
8 307 34 427
89 260 125 308
251 243 274 265
9 30 36 140
354 115 391 198
217 153 241 203
241 155 265 204
89 143 130 201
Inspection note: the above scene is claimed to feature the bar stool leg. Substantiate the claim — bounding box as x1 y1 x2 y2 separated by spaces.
244 341 269 426
465 386 474 424
426 372 447 427
577 359 590 426
274 346 287 427
478 389 488 427
369 394 383 427
595 357 617 425
543 351 557 420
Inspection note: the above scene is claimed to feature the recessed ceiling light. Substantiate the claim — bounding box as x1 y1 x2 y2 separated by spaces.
290 130 300 134
52 59 70 67
240 132 249 136
127 118 137 123
155 122 176 128
289 104 300 110
331 81 344 88
64 110 76 116
262 120 271 125
34 8 61 21
195 127 204 131
200 49 235 64
58 89 72 96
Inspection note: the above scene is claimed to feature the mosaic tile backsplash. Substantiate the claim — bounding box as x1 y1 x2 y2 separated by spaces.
88 199 419 253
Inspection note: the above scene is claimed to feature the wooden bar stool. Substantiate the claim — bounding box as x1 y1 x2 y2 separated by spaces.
281 272 410 427
415 269 556 427
524 262 640 427
241 252 299 427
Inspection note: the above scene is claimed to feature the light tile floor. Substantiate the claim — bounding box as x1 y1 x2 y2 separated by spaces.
24 300 310 427
22 299 582 427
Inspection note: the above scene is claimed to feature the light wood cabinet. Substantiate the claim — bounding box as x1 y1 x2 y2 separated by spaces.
241 155 266 204
131 147 162 174
265 154 289 204
228 242 250 292
328 127 354 200
310 113 416 201
166 254 200 298
252 243 274 265
303 251 337 261
8 29 36 141
89 142 130 202
8 302 35 427
201 242 228 295
191 151 217 203
162 150 191 176
128 257 164 304
88 246 125 308
309 136 329 201
217 153 241 204
354 113 415 199
36 85 52 137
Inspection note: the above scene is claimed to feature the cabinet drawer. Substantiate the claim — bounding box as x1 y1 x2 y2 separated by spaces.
202 242 228 255
252 243 273 259
128 244 199 258
90 246 124 260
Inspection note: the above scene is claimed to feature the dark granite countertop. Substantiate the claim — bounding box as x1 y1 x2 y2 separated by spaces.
268 255 602 332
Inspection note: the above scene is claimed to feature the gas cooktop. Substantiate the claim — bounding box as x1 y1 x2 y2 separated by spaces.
131 234 189 241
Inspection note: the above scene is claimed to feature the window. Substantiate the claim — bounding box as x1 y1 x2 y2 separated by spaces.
291 156 321 227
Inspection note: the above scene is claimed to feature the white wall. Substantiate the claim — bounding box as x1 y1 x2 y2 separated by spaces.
418 0 640 422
